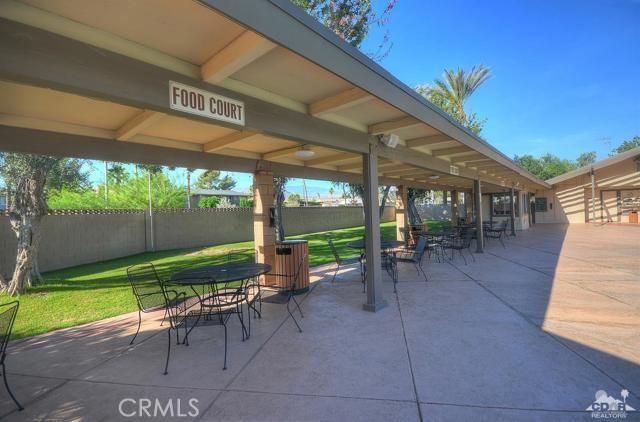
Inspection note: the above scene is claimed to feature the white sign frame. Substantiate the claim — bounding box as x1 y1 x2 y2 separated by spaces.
169 81 245 126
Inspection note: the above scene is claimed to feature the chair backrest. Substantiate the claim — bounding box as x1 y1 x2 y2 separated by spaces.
0 301 18 361
462 228 474 247
413 235 428 262
126 263 166 312
327 239 341 264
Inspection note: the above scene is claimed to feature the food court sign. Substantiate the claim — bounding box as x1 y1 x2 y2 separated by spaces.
169 81 245 126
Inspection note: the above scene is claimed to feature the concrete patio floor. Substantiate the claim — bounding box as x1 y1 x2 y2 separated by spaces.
1 224 638 421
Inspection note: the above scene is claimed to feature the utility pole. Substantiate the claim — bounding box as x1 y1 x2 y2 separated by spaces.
302 179 309 206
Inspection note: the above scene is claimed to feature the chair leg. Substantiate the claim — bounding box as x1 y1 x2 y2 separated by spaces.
222 323 228 370
160 307 168 327
468 248 476 262
286 292 303 333
163 328 171 375
2 363 23 411
331 263 340 283
500 236 505 248
130 310 142 345
460 249 467 265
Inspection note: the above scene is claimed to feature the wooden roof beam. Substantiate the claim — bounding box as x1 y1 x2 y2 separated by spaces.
262 144 308 160
201 31 277 83
203 130 258 152
115 110 165 141
304 152 355 166
431 146 473 157
308 87 373 116
368 116 422 135
405 134 452 148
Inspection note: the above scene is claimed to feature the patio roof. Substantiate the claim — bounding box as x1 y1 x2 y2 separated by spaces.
546 145 640 185
0 0 549 193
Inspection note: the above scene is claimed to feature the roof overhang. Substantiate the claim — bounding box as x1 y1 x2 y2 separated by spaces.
0 0 549 192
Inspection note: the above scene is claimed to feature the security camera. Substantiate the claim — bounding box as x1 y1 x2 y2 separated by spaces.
379 133 399 148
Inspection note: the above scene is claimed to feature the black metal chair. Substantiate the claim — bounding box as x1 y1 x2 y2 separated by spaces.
485 220 507 248
126 263 192 374
227 248 262 336
127 263 169 345
261 251 307 333
359 246 400 292
327 239 360 283
397 235 428 282
0 301 22 411
443 229 476 265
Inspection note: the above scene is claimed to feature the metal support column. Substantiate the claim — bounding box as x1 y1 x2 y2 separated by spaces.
363 141 387 312
474 179 484 253
510 186 516 236
590 167 597 222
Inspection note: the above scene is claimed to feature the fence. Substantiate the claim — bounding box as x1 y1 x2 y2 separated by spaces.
0 206 395 276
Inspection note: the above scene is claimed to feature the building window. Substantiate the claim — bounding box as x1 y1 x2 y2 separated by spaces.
492 192 519 217
535 197 548 212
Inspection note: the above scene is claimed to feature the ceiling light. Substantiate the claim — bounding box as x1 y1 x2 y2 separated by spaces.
429 175 440 180
295 148 315 159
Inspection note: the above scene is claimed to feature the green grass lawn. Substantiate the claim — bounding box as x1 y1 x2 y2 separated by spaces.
0 220 450 339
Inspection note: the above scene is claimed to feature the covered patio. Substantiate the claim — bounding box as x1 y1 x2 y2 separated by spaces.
0 0 549 313
1 224 638 420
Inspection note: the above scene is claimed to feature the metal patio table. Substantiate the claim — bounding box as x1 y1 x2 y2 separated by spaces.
346 239 405 251
169 262 271 338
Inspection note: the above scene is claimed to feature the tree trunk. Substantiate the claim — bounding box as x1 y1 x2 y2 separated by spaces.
6 170 48 296
186 172 191 209
379 185 391 220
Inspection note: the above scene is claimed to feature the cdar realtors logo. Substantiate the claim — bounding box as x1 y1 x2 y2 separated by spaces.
586 389 635 419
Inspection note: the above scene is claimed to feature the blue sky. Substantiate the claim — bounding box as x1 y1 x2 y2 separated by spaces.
92 0 640 195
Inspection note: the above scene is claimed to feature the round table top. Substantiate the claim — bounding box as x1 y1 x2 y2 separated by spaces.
346 239 405 250
169 262 272 285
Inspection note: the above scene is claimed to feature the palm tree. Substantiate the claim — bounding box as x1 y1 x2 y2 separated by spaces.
430 64 490 122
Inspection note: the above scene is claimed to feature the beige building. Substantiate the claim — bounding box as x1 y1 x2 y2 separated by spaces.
534 147 640 224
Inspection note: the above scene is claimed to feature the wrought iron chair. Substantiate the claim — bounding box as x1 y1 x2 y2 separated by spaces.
261 251 307 333
397 234 428 282
360 250 399 292
327 239 360 283
227 248 262 336
443 229 476 265
197 273 251 370
0 301 22 411
484 220 507 248
126 263 192 374
127 262 169 345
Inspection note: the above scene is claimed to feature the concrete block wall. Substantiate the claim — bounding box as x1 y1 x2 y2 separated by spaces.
0 206 396 276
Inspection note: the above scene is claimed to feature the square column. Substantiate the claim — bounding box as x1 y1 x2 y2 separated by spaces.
363 141 387 312
451 190 459 225
395 185 408 242
510 186 516 236
254 170 276 282
474 179 484 253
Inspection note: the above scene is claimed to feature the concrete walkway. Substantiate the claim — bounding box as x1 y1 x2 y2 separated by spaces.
1 224 638 421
